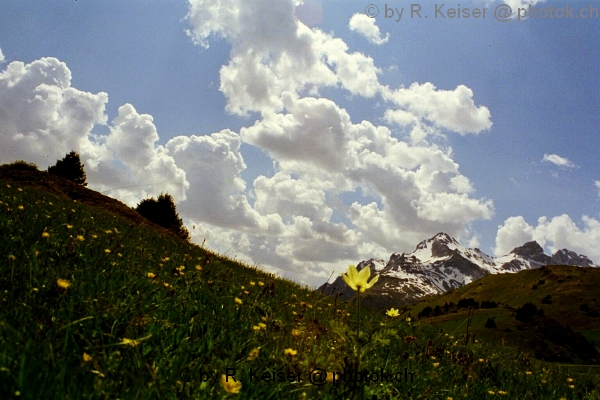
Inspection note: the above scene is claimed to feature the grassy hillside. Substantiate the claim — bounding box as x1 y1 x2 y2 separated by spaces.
409 266 600 365
1 164 599 398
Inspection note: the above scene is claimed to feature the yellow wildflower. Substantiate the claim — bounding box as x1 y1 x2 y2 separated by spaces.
119 338 140 347
525 371 532 375
258 281 265 286
498 391 507 395
221 374 242 394
92 234 97 239
83 353 93 362
42 232 50 238
76 235 85 241
235 297 243 305
488 390 495 395
433 363 440 367
341 264 379 293
104 249 111 254
195 265 202 271
284 348 297 356
252 325 261 331
67 225 73 229
261 316 268 322
147 272 156 279
567 377 574 383
247 348 260 361
163 282 170 288
8 255 16 261
569 385 575 389
258 322 266 330
249 281 256 286
18 205 24 210
291 329 301 337
406 317 412 322
57 279 71 289
386 308 400 317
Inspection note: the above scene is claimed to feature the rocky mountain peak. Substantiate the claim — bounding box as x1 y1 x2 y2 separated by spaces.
511 241 544 257
552 249 595 267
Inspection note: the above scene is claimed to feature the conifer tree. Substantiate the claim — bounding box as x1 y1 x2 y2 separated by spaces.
48 151 87 186
135 193 190 241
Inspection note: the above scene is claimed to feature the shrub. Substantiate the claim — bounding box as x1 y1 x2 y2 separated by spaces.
135 193 190 241
515 303 542 322
580 304 590 312
48 151 87 186
481 300 498 309
7 160 39 170
457 298 479 309
485 318 497 328
418 306 432 319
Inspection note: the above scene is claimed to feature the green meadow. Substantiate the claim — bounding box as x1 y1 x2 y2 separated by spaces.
1 168 599 398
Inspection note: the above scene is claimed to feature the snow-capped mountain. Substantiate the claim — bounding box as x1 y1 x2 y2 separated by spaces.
318 232 597 307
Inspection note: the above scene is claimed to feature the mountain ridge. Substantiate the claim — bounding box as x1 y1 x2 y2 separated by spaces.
318 232 597 307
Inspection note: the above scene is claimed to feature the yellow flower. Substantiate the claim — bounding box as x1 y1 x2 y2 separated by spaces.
479 359 485 362
57 279 71 289
221 374 242 394
18 205 24 210
258 281 265 286
83 353 93 362
433 362 440 367
488 390 495 395
104 249 111 254
261 316 268 322
341 264 379 293
163 282 170 288
92 234 97 239
105 230 112 234
195 265 202 271
284 348 297 356
248 348 260 361
147 272 156 279
252 325 261 331
42 232 50 238
525 371 532 375
258 322 266 330
249 281 256 286
235 297 243 305
567 377 574 383
119 338 140 347
386 308 400 317
66 225 73 229
498 391 507 395
406 317 412 322
569 385 575 389
76 235 85 241
8 255 16 261
291 329 301 337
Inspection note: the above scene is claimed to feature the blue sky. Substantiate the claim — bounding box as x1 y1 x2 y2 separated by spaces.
1 0 598 286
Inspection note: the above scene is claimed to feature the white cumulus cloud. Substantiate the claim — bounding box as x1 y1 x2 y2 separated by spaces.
495 214 600 262
542 153 577 168
348 13 389 45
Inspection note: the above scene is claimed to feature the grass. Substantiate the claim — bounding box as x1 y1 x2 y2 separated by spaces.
1 177 599 399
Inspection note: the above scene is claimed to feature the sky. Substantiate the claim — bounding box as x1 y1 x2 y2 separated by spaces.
0 0 598 287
